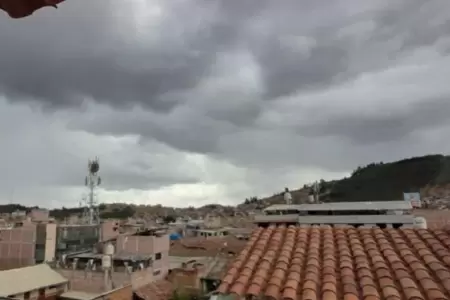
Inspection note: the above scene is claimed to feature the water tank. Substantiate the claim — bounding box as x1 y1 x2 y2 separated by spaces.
169 232 181 241
413 216 427 229
308 195 315 203
103 242 115 255
102 255 112 268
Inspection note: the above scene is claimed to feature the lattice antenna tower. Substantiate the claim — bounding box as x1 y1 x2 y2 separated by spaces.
82 157 102 225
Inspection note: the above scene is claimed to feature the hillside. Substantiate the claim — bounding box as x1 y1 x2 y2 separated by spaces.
260 154 450 204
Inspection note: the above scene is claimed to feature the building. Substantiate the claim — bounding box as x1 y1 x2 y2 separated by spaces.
0 222 102 271
0 222 38 270
262 201 413 215
100 221 120 241
55 251 154 293
0 264 69 299
168 256 232 295
55 224 100 257
53 229 170 293
215 225 450 300
255 201 426 228
115 229 170 280
28 209 50 223
203 214 223 229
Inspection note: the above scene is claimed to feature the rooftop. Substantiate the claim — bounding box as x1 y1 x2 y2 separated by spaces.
0 264 68 297
169 236 247 257
67 252 152 261
216 225 450 300
264 201 412 212
134 280 173 300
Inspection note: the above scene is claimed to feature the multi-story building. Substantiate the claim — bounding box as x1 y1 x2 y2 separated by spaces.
53 229 170 293
54 224 100 257
115 229 170 280
0 222 37 270
0 221 103 270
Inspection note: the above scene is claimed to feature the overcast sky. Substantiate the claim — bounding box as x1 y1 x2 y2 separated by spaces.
1 0 450 208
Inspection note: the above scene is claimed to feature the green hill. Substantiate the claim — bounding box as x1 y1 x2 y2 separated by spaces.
324 154 450 202
256 154 450 205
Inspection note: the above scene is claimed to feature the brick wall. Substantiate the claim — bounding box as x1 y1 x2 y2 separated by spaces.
57 268 155 293
115 234 170 280
0 225 36 270
104 285 133 300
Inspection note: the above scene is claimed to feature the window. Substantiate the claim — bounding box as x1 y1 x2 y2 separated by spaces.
155 253 162 260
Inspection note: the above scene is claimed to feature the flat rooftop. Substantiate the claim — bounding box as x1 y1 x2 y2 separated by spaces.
264 201 412 212
67 252 152 261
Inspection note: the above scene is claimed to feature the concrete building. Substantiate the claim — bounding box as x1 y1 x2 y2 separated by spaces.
0 222 102 270
0 222 37 270
0 264 69 299
115 229 170 280
54 224 100 257
52 229 170 293
203 214 222 229
28 209 50 223
168 256 231 295
255 201 427 228
100 221 120 242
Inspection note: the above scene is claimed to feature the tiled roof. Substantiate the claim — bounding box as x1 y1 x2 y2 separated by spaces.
217 225 450 300
134 280 173 300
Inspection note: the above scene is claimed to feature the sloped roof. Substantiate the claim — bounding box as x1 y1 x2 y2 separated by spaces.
134 280 173 300
217 225 450 300
0 264 68 296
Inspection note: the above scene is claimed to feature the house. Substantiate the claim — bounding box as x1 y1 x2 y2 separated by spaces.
115 229 170 280
0 264 69 299
215 224 450 299
53 229 170 293
0 221 103 271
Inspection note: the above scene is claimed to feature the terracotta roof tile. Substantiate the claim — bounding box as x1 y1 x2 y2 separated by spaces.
217 225 450 300
135 280 173 300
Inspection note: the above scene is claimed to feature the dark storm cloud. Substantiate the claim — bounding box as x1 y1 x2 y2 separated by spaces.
298 98 450 145
0 0 248 112
0 0 402 113
3 0 450 161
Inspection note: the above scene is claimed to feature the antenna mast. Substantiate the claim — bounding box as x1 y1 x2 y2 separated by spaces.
83 157 102 225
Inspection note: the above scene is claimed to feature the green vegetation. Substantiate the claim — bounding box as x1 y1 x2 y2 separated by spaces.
255 154 450 204
323 154 450 202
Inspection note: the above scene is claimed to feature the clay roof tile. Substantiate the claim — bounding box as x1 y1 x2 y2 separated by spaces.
215 227 450 300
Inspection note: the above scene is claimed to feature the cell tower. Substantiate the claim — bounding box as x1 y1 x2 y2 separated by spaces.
83 157 102 225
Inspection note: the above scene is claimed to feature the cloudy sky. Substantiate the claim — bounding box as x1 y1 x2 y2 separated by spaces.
0 0 450 208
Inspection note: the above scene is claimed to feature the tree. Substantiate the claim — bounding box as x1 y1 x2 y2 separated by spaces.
162 215 176 224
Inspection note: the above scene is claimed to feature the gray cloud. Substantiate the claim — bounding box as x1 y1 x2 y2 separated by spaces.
2 0 450 206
